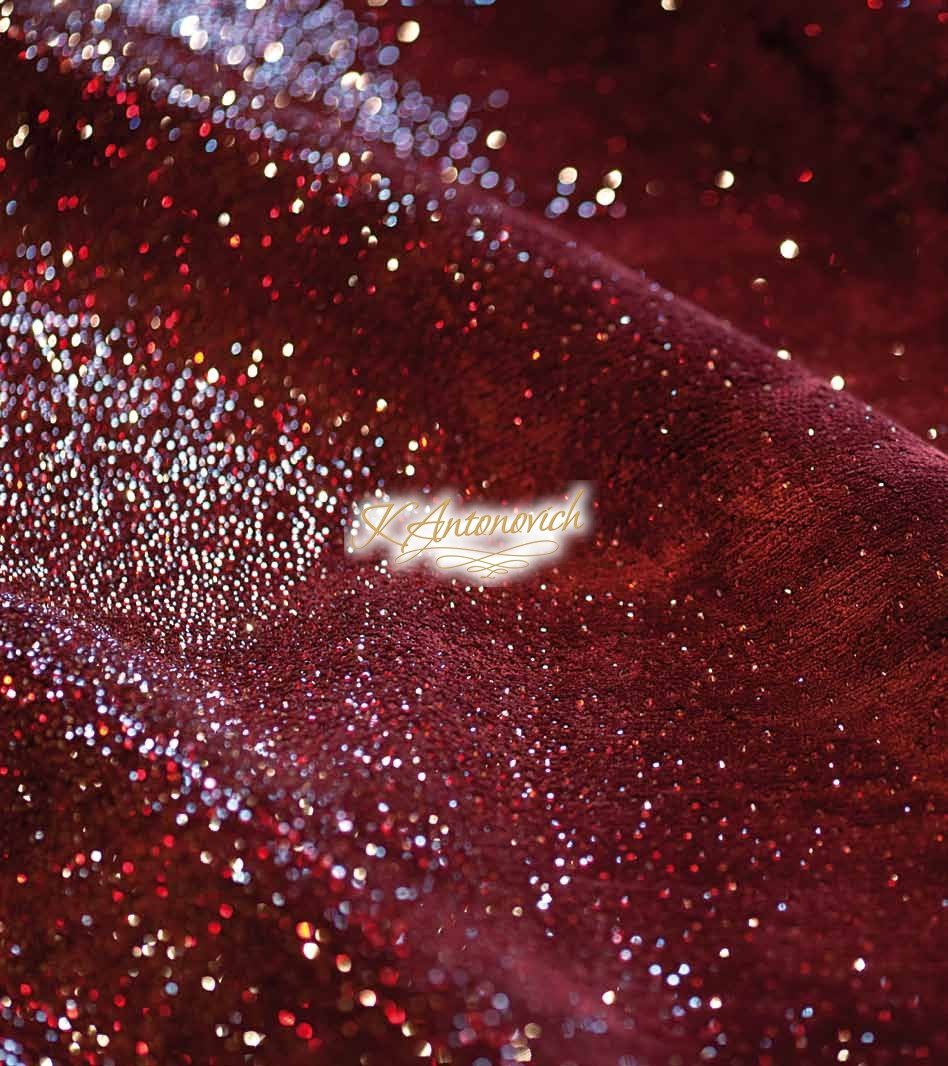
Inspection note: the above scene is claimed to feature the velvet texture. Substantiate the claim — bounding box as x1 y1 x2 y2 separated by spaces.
0 3 945 1065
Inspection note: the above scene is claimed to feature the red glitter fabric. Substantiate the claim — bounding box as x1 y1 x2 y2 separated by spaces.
0 4 945 1065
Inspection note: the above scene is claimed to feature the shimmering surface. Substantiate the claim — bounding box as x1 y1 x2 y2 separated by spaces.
0 3 945 1065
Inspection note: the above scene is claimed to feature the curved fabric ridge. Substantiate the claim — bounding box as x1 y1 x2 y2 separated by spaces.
0 4 945 1066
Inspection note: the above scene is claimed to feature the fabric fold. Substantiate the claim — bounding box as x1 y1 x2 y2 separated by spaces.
0 4 945 1065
